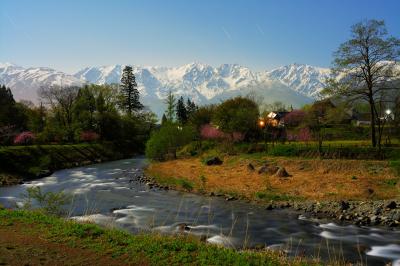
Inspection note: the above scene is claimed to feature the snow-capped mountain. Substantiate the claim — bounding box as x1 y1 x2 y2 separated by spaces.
1 61 333 116
264 63 331 97
0 63 82 101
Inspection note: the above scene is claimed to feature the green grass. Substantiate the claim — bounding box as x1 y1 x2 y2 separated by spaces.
383 178 399 187
390 161 400 176
149 174 195 192
254 191 303 202
0 209 315 266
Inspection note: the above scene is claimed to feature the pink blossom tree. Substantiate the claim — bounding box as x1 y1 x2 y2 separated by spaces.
14 131 35 145
200 124 244 143
298 127 312 142
80 131 100 142
284 110 306 127
200 124 225 140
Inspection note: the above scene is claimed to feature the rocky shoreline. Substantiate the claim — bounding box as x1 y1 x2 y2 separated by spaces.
133 169 400 228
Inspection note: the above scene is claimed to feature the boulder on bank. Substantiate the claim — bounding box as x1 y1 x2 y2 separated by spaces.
36 169 53 178
275 167 291 178
247 163 255 171
258 163 279 175
205 157 223 166
386 201 397 210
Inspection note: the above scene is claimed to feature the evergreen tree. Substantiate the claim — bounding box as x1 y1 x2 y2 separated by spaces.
0 84 16 126
161 113 168 125
164 90 176 122
186 98 197 118
120 66 143 114
176 96 188 124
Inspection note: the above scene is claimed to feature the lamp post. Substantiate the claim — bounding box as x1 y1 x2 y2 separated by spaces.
385 109 394 145
258 118 267 152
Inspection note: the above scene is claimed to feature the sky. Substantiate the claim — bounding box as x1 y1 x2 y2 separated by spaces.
1 0 400 73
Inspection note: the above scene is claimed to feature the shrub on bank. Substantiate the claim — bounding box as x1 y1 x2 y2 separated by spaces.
145 124 195 161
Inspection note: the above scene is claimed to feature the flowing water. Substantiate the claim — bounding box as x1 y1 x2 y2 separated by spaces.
1 157 399 265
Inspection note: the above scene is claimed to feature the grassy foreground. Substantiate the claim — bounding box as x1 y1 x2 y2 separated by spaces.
145 153 400 202
0 209 315 266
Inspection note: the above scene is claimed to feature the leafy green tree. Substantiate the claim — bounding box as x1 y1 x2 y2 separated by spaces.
188 105 215 131
325 19 400 149
39 85 79 142
213 96 259 139
145 124 195 160
303 103 327 155
120 66 143 114
176 96 188 125
73 85 96 131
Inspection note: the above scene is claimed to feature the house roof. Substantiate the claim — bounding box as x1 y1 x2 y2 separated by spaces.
267 111 289 120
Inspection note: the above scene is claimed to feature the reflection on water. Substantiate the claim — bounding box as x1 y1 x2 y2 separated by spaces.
1 157 399 265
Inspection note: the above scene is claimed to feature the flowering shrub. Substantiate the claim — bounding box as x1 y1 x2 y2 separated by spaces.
14 131 35 145
200 124 225 140
231 132 244 142
80 131 100 142
200 124 244 142
287 133 298 142
284 110 306 127
298 127 312 142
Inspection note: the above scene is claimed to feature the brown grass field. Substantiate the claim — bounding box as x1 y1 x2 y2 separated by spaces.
146 155 400 202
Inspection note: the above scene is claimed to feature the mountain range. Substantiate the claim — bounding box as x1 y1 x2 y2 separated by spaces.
0 62 332 116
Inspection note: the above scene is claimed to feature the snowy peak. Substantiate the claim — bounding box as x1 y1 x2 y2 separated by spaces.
0 64 82 101
265 63 331 97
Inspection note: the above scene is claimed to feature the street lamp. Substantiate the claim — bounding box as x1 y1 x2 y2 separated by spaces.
385 109 394 145
258 118 267 152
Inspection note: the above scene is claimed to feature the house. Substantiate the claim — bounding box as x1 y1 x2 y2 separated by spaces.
352 112 371 126
266 111 289 127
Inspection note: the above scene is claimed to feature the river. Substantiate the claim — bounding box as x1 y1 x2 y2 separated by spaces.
0 157 399 265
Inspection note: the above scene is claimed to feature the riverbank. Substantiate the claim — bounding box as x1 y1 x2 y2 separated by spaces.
0 208 315 266
0 143 136 186
144 154 400 227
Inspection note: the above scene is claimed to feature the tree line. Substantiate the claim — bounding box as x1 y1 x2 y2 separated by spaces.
0 66 157 153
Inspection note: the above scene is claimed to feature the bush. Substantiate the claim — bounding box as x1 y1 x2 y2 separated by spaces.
145 124 195 161
22 186 71 216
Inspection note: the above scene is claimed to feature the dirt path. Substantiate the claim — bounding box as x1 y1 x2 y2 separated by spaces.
0 223 137 266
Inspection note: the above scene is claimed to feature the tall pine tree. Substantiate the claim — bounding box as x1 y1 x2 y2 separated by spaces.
176 96 188 125
186 98 197 118
120 66 143 114
0 84 16 126
164 90 176 122
161 113 168 125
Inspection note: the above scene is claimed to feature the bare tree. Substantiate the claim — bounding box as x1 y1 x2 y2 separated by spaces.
324 19 400 150
38 85 79 141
